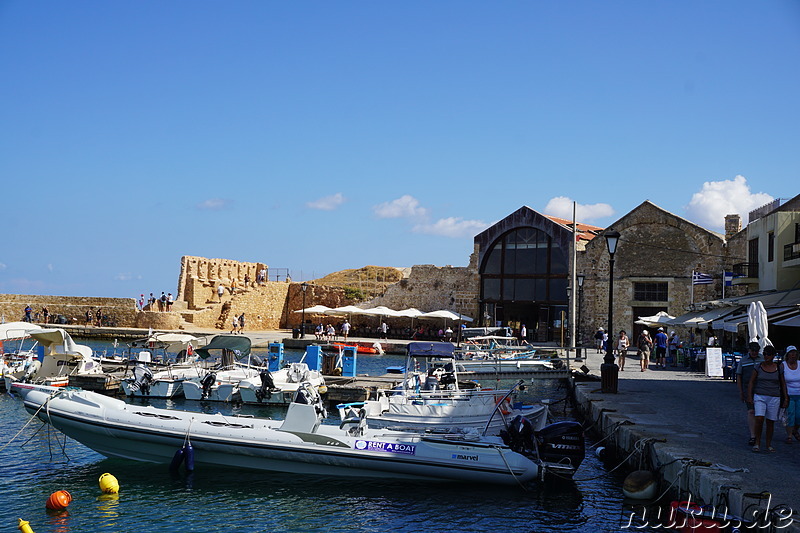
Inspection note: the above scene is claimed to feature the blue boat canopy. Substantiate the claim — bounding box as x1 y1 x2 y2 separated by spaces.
406 342 455 358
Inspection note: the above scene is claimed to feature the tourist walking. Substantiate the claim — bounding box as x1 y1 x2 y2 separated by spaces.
668 331 680 366
637 330 653 372
380 321 389 340
24 304 32 323
341 320 351 341
41 306 49 324
594 328 605 353
781 346 800 444
654 327 668 369
737 342 763 447
238 313 245 334
231 314 239 334
748 345 788 452
617 330 630 371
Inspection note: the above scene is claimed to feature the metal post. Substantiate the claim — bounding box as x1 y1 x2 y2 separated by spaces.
601 230 620 393
300 282 308 339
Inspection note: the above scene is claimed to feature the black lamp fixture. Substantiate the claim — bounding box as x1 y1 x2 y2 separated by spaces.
602 228 621 393
300 282 309 339
575 273 586 359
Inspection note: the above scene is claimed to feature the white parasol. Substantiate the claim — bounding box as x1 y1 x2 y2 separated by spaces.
747 301 773 350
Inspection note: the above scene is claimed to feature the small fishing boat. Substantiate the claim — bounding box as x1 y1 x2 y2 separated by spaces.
337 342 549 433
455 336 560 373
120 333 205 399
21 383 585 485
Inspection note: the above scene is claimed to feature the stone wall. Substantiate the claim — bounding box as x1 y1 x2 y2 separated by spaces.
576 201 745 346
366 254 480 318
177 255 267 310
0 294 138 326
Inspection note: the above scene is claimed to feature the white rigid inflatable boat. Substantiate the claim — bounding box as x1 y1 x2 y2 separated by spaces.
22 384 585 485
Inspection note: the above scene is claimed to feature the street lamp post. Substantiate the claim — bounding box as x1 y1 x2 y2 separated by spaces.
300 282 309 338
602 229 620 393
575 273 585 361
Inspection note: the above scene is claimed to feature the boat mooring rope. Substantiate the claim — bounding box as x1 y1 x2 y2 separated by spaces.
0 388 63 453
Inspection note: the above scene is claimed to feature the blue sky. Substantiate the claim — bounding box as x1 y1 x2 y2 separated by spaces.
1 1 798 299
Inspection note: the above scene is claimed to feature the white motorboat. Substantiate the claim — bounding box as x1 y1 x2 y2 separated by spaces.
455 336 560 373
239 343 326 405
2 328 103 390
120 333 205 398
21 383 586 484
239 363 325 405
181 335 259 402
0 322 43 389
338 342 549 433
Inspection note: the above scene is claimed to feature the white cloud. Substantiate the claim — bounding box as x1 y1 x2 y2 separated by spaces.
413 217 489 238
0 262 6 270
543 196 615 222
373 195 428 219
197 198 232 211
47 264 54 272
306 193 345 211
685 175 773 230
114 273 133 281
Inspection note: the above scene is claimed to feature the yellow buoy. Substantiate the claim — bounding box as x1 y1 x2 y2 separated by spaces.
99 473 120 494
18 518 35 533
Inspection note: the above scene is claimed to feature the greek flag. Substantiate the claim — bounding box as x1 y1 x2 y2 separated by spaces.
723 271 735 287
692 271 713 285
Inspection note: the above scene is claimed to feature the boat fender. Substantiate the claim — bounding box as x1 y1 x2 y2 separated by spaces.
45 491 72 511
594 446 606 460
169 447 185 472
622 470 657 500
17 518 35 533
183 442 195 472
98 473 120 494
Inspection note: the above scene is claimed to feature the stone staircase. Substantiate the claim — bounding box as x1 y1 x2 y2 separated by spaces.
177 283 290 331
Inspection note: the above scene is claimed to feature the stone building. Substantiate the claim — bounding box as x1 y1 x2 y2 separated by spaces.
576 201 747 346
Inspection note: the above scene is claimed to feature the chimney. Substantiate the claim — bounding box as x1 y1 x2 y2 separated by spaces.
725 214 741 240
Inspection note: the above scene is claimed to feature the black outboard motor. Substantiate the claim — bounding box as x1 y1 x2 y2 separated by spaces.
200 372 216 400
255 369 275 402
500 415 535 456
535 421 585 474
130 364 154 395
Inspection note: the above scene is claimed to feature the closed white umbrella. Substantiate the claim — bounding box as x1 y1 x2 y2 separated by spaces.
748 301 773 350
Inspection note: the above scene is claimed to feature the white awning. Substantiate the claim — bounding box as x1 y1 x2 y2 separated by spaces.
714 306 800 332
668 307 739 327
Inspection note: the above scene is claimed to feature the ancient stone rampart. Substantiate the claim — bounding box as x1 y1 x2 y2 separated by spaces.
0 294 138 326
177 255 267 311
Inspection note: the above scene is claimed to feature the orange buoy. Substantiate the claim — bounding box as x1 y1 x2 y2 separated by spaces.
45 490 72 510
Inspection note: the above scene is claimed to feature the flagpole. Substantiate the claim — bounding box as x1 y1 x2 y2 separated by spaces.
690 270 694 306
722 269 725 299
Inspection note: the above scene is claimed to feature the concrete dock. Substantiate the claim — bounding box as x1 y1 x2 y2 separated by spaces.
572 349 799 530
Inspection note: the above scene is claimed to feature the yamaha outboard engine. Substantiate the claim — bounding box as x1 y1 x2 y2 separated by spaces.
255 369 275 402
200 372 216 400
130 364 154 395
535 421 585 476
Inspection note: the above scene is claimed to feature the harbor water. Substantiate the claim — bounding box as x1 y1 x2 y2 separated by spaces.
1 340 658 532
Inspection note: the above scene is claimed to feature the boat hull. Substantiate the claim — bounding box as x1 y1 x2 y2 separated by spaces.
120 379 185 399
23 389 539 485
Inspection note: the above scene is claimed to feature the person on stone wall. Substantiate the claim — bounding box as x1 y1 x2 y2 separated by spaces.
95 308 102 327
167 293 174 312
217 285 225 302
230 278 238 295
41 306 49 324
159 292 167 311
149 293 156 310
23 304 32 323
85 308 93 326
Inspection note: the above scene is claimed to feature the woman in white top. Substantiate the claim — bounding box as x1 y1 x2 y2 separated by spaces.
617 330 630 371
782 345 800 443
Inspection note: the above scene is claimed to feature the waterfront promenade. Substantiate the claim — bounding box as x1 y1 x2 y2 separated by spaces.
574 349 799 529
